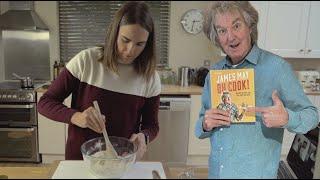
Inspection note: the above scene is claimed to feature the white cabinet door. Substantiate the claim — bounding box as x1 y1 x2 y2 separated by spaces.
250 1 268 49
305 1 320 58
38 92 66 155
265 1 310 58
188 95 210 155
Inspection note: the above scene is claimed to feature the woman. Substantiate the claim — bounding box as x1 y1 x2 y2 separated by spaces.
38 1 161 161
195 1 318 178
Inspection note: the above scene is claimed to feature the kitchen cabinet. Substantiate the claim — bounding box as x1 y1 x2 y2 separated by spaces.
222 2 320 58
304 2 320 58
250 1 268 49
265 1 320 58
187 95 210 165
37 93 71 163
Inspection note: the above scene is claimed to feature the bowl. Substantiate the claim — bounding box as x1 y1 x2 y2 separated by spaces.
81 136 138 178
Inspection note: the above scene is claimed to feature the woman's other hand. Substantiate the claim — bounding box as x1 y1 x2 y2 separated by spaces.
203 108 231 131
70 107 106 133
129 133 147 161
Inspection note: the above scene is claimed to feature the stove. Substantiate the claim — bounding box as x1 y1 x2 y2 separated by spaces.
0 81 38 103
0 81 44 163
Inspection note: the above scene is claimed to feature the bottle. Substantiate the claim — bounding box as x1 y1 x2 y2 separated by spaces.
53 61 59 80
58 61 65 75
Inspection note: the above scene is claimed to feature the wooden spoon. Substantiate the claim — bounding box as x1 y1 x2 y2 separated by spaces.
93 101 119 159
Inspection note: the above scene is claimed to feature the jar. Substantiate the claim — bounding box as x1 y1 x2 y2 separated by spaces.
316 79 320 91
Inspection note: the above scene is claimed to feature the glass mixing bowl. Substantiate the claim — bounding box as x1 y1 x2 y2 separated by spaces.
81 136 138 178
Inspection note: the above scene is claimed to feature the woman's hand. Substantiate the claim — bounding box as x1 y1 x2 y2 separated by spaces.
70 106 106 133
203 108 231 131
129 133 147 161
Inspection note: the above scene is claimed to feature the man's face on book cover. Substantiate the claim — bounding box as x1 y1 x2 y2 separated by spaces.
222 94 231 105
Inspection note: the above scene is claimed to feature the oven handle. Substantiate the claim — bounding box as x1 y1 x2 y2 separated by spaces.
0 104 34 109
0 127 35 132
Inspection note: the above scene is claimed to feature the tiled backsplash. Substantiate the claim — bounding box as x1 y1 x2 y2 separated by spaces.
285 58 320 72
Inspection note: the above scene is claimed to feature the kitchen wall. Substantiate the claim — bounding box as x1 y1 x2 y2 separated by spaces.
168 1 221 72
0 1 58 81
34 1 59 80
285 58 320 72
0 2 5 81
0 1 319 81
0 27 3 82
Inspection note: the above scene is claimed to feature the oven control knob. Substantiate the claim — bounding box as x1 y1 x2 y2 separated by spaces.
25 93 33 101
19 95 24 100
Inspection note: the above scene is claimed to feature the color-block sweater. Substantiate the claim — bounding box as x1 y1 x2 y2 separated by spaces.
37 47 161 160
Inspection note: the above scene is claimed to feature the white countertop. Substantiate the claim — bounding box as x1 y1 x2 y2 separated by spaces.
52 161 166 179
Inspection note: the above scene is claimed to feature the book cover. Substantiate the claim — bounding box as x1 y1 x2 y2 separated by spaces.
210 69 255 123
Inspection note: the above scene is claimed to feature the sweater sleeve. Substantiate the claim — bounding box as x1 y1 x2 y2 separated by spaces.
37 68 80 124
140 95 160 143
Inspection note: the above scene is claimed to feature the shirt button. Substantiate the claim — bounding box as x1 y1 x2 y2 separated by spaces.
220 147 223 151
220 165 224 169
220 128 223 131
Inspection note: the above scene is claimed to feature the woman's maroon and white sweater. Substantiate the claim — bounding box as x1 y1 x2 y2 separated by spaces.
38 47 161 160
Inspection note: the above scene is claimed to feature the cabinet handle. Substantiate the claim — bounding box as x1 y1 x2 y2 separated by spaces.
299 49 304 53
307 49 312 53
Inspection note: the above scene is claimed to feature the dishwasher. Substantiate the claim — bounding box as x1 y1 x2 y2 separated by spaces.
144 95 191 165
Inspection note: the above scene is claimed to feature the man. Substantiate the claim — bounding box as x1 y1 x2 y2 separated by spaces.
217 91 244 122
195 1 319 178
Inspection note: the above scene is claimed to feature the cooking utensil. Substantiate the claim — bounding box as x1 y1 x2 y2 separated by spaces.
152 170 161 179
12 73 34 89
93 100 119 158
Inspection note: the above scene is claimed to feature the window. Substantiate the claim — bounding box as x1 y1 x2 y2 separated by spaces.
59 1 170 66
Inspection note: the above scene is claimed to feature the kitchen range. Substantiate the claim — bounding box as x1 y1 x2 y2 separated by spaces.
0 1 50 163
0 81 44 163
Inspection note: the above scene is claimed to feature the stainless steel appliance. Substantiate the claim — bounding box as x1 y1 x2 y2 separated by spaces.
145 96 191 165
178 67 196 87
0 1 50 81
277 124 319 179
0 81 42 162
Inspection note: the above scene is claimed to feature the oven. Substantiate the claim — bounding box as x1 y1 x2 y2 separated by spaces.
0 82 41 163
0 103 37 127
0 127 39 162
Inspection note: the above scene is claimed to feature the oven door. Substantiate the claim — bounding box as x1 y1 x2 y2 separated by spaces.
0 127 40 162
0 103 37 126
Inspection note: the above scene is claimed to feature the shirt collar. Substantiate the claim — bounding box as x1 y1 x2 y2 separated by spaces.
224 44 260 68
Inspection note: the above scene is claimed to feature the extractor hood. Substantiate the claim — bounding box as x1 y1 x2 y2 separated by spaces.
0 1 48 30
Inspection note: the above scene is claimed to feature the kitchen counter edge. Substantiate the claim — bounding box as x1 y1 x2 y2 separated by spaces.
36 84 204 95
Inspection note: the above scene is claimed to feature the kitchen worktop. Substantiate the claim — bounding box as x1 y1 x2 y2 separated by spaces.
36 83 204 95
36 83 320 96
0 161 208 179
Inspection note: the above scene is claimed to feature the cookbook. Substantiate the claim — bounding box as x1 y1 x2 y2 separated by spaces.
210 68 255 123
